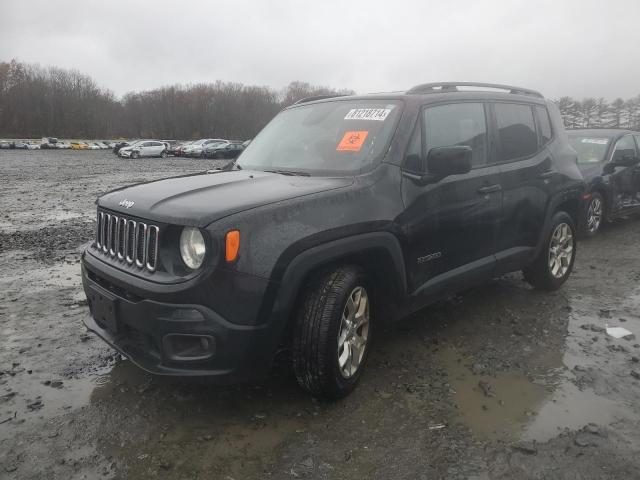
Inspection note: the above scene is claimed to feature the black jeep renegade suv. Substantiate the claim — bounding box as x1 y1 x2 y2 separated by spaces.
81 82 584 399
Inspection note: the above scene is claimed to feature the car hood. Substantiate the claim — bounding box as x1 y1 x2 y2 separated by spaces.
98 170 354 227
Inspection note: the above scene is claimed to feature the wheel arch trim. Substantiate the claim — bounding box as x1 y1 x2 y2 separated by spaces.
256 231 407 360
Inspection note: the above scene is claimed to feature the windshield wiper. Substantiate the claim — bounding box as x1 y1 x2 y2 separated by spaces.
265 169 311 177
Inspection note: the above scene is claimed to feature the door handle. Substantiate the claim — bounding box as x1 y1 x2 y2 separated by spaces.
477 184 502 194
538 170 556 179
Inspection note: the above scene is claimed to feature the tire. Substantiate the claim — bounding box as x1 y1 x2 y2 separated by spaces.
131 151 139 159
523 211 576 291
292 265 372 399
582 192 604 237
160 150 167 158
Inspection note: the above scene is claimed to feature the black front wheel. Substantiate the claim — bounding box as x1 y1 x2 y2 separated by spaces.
523 211 576 291
292 265 371 399
131 151 139 159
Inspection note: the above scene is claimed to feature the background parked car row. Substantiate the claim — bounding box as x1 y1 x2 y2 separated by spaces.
1 137 251 159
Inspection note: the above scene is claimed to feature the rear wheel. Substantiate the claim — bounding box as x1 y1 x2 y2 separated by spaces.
160 150 167 158
523 211 576 291
292 266 371 399
583 192 604 237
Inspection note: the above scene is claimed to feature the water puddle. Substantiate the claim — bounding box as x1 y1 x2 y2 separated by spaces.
0 210 90 233
438 345 630 442
438 284 639 443
88 361 309 477
0 256 81 293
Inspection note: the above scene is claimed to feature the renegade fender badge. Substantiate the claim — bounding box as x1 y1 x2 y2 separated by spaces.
417 252 442 264
119 199 135 209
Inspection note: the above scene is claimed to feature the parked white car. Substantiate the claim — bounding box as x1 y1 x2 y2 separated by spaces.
55 141 71 149
119 140 168 159
26 143 41 150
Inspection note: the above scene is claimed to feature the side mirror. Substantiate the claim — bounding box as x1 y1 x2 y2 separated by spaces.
426 146 473 177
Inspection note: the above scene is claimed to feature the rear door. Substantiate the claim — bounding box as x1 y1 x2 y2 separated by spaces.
152 141 164 156
493 102 552 272
401 101 502 295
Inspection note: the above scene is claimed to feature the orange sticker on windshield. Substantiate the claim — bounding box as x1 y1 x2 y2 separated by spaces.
336 131 368 152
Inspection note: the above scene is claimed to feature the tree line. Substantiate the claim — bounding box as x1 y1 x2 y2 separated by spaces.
0 59 352 139
556 96 640 130
2 59 640 139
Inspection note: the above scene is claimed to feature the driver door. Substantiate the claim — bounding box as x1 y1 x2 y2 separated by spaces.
138 142 150 157
609 135 640 211
400 102 502 296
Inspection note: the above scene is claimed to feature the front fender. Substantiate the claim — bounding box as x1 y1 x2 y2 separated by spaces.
256 231 407 358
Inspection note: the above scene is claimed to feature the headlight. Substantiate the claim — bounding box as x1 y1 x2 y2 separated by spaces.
180 227 206 269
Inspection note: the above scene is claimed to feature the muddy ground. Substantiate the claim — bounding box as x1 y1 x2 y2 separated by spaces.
1 149 640 480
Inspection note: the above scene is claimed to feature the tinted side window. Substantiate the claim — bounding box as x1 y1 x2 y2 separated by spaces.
535 105 552 145
495 103 538 162
422 103 487 167
634 135 640 151
612 135 637 162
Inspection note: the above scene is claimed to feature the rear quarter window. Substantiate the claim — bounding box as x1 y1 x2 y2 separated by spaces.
535 105 552 145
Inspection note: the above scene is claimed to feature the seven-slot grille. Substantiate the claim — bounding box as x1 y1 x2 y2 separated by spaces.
95 210 159 272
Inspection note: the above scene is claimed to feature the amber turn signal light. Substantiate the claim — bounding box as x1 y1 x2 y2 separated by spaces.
225 230 240 262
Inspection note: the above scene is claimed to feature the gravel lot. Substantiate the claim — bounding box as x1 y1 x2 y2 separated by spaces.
1 149 640 479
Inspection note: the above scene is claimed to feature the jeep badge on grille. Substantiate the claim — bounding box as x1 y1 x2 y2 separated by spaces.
119 199 134 209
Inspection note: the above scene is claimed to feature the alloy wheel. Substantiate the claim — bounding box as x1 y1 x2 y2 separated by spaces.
548 222 573 278
337 286 370 379
586 197 602 233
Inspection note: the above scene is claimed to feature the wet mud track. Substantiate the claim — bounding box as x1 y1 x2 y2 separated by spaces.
1 150 640 479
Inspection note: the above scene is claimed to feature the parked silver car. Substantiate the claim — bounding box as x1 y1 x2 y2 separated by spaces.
119 140 168 159
183 138 228 157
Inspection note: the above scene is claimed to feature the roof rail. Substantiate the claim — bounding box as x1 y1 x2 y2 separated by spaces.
407 82 543 98
293 94 347 105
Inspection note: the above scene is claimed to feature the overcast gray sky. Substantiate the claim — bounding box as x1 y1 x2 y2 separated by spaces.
2 0 639 100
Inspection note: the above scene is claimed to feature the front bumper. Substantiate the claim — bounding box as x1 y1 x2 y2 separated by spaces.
81 250 278 382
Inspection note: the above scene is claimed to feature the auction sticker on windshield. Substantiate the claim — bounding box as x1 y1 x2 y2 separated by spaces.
581 138 609 145
344 108 392 121
337 131 369 152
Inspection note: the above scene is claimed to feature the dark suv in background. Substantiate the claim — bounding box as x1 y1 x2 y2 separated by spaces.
567 129 640 236
81 82 584 399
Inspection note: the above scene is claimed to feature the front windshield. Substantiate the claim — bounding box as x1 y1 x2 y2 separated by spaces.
568 135 611 164
237 99 403 175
